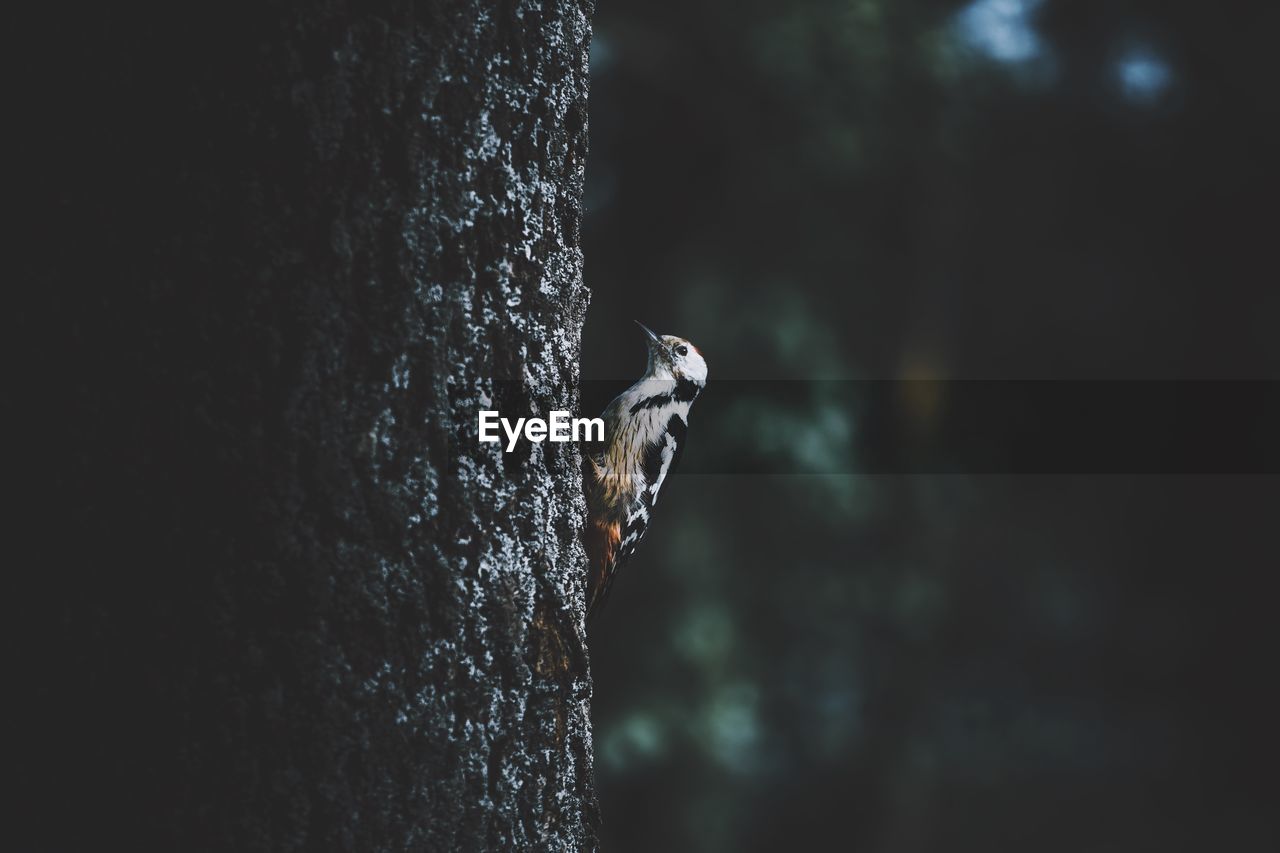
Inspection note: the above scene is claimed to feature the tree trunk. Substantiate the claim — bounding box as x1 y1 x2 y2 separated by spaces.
15 2 597 850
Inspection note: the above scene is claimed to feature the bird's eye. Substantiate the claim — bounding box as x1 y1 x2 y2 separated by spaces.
674 345 689 357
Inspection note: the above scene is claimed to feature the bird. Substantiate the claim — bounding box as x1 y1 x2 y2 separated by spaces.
584 322 708 620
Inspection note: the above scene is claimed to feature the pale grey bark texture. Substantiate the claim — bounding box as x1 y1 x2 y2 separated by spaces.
15 2 598 850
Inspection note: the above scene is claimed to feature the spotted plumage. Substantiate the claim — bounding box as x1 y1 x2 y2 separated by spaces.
584 323 708 620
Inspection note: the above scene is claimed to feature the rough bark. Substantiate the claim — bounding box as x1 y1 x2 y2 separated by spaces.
16 2 597 850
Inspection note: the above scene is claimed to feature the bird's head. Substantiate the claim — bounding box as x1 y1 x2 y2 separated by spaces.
637 322 708 386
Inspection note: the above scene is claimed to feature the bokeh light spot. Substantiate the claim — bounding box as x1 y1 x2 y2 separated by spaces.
954 0 1045 63
1117 49 1173 102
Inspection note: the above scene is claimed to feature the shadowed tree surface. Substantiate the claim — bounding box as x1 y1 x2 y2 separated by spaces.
582 1 1280 851
15 2 597 850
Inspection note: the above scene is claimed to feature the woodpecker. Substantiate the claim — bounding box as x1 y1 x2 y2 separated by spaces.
584 322 708 620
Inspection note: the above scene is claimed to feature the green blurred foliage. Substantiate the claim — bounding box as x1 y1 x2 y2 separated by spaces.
582 0 1280 849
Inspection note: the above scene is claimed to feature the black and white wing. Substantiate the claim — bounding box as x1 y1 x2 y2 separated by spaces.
643 412 687 507
614 413 688 566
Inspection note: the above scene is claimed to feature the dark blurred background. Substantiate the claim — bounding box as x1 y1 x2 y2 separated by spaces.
579 1 1280 850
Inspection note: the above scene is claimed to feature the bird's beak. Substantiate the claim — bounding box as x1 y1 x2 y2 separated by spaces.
635 321 660 345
